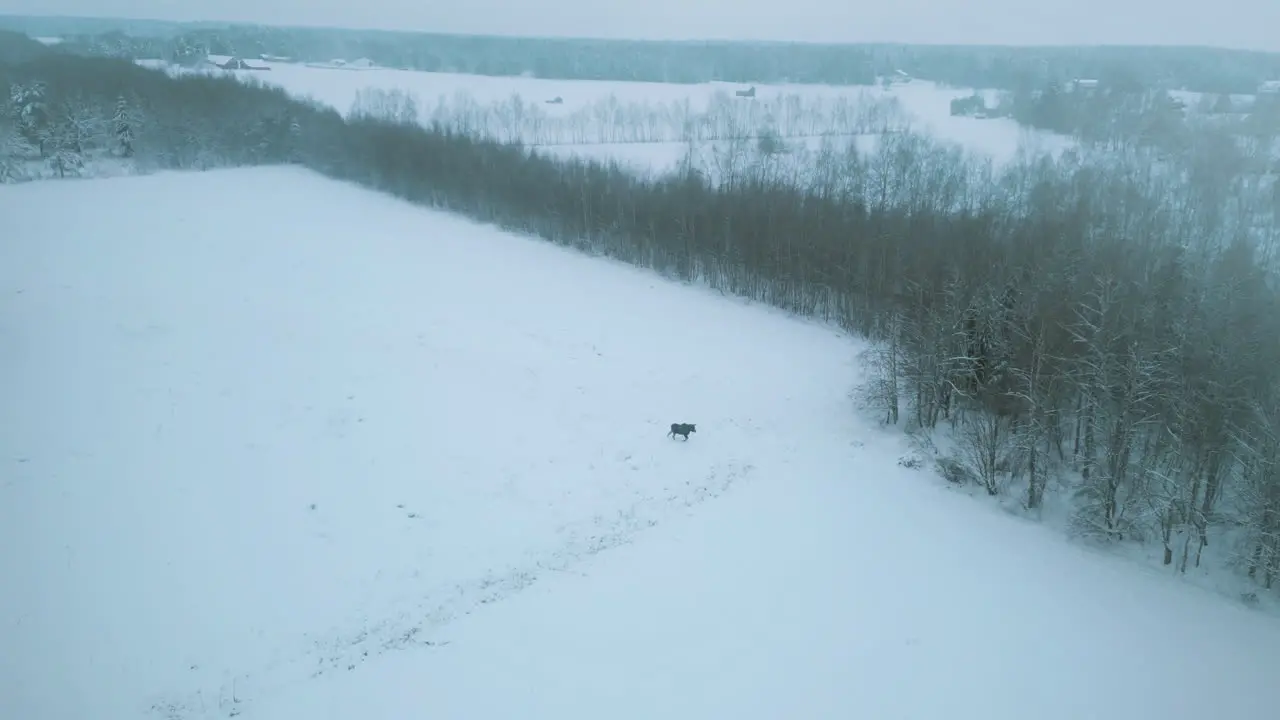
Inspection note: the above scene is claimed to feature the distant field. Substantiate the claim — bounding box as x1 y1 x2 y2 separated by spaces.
136 57 1072 172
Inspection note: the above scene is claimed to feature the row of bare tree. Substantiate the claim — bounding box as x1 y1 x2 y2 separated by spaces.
347 86 909 147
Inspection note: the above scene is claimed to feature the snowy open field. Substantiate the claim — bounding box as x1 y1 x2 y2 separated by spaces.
137 58 1070 172
4 167 1278 720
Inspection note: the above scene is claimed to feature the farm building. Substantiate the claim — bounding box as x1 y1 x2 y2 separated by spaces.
213 56 269 71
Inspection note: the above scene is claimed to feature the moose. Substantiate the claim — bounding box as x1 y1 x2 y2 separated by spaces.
668 423 697 440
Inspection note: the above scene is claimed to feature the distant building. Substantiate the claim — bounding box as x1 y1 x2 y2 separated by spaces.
1069 78 1100 92
217 57 269 71
1259 80 1280 95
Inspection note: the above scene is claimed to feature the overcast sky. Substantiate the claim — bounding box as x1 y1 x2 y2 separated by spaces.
2 0 1277 51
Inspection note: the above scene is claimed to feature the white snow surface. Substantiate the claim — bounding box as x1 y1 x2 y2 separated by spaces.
2 166 1278 720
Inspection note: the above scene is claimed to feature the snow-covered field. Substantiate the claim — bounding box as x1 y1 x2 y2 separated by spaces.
137 58 1069 170
4 167 1277 720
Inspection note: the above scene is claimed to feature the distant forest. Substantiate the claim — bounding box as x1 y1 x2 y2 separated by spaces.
2 14 1279 92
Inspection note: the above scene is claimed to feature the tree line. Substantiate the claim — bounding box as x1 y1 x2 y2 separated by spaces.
0 48 345 181
997 82 1278 159
4 50 1279 599
5 16 1280 93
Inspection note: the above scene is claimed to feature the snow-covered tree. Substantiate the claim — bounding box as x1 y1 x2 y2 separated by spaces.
9 81 48 154
0 115 24 182
112 94 140 158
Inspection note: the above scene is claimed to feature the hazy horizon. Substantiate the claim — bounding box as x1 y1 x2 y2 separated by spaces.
1 0 1278 52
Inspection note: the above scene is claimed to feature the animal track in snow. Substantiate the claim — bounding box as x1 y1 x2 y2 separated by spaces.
145 459 758 719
